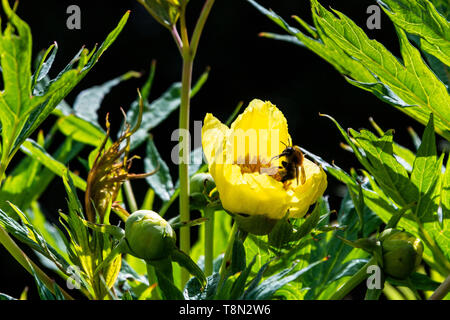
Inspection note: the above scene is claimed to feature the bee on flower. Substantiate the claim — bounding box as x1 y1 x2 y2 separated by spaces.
201 99 327 234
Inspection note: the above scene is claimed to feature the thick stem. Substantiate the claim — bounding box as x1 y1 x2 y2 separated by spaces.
429 275 450 300
204 207 215 277
179 56 193 287
330 256 377 300
0 225 74 300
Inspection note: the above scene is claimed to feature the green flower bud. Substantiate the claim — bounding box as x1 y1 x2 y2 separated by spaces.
190 173 215 195
190 173 216 209
379 228 423 279
125 210 176 261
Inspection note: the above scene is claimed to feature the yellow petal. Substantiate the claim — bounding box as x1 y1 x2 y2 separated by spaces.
228 99 290 163
212 162 290 220
201 113 229 167
287 159 328 218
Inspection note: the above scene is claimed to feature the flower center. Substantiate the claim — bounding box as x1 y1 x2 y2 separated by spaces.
236 154 283 182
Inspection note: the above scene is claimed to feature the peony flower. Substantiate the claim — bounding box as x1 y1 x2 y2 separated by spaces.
201 99 327 224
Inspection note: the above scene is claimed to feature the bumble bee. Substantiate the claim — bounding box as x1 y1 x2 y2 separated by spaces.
271 142 306 186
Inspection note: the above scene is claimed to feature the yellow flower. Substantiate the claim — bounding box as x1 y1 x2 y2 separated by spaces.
201 99 327 223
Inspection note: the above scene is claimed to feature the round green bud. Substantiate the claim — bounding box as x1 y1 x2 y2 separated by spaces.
189 173 216 209
379 228 423 279
125 210 176 261
190 173 215 195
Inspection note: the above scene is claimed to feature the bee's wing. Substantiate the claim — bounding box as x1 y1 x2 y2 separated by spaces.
295 165 299 185
300 165 306 185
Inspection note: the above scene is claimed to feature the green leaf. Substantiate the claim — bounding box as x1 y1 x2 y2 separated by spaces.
0 136 83 218
302 191 381 300
292 201 322 241
387 272 441 291
351 128 416 206
0 293 16 300
32 42 58 89
56 115 106 147
171 248 206 286
410 114 441 219
126 68 209 151
73 71 141 124
0 204 72 276
0 6 130 172
30 264 65 300
137 0 181 29
242 259 323 300
20 139 87 191
184 273 220 300
378 0 450 65
144 138 174 202
249 0 450 140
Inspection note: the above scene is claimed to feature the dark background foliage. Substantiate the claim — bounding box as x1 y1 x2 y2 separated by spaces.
0 0 437 299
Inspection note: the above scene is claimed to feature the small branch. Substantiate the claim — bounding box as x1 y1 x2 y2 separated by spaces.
123 180 138 213
429 275 450 300
190 0 215 57
171 25 183 54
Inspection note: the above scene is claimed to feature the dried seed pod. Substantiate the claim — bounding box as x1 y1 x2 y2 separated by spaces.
85 96 157 222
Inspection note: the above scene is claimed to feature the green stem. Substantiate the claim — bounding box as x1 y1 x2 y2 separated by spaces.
146 263 162 300
176 0 215 288
123 180 138 213
0 225 74 300
218 222 238 286
330 256 377 300
178 54 193 287
204 207 215 277
429 275 450 300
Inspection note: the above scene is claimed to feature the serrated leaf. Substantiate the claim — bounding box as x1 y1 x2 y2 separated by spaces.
243 259 323 300
378 0 450 65
351 129 417 206
249 0 450 140
0 6 130 173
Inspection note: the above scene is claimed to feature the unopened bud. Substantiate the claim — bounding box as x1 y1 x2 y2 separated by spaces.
125 210 176 261
379 228 423 279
